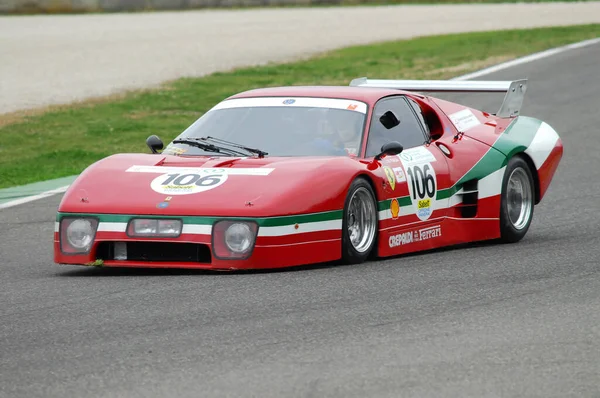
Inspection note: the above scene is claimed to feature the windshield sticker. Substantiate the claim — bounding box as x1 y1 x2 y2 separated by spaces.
127 165 274 176
449 109 481 132
210 97 368 114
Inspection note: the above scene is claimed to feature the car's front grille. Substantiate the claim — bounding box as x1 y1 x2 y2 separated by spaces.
96 241 211 263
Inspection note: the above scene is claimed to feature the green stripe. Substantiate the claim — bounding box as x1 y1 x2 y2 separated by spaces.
436 116 542 200
492 116 542 158
57 209 343 227
378 196 411 211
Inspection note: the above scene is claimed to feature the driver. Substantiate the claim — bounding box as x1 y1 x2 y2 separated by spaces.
313 109 362 156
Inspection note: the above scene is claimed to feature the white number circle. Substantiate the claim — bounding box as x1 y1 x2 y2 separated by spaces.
150 172 228 195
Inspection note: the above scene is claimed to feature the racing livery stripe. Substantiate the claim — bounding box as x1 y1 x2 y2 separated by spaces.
492 116 543 158
97 222 127 233
524 122 560 169
57 210 343 227
438 116 549 201
378 197 411 211
259 220 342 237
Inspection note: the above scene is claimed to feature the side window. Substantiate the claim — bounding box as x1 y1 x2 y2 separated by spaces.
407 98 430 136
366 96 428 157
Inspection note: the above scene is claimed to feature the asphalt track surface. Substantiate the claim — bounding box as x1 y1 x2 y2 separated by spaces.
2 2 600 114
2 43 600 398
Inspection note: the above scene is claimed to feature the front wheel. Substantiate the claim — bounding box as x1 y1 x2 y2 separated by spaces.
499 156 535 243
341 177 378 264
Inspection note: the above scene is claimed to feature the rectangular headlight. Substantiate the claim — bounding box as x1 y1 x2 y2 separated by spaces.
128 218 182 237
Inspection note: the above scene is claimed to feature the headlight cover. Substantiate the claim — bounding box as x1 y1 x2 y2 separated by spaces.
127 218 182 238
212 220 258 259
60 217 99 254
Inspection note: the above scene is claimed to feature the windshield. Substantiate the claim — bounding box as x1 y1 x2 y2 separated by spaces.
164 97 367 157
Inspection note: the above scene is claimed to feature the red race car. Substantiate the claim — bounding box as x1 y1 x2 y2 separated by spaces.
54 78 563 270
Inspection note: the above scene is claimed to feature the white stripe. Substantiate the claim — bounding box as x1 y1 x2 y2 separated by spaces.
0 185 70 210
525 122 560 169
452 38 600 81
210 97 367 114
181 224 212 235
378 203 415 221
126 165 274 175
54 222 59 233
255 238 341 248
97 222 127 233
258 219 342 237
379 216 446 231
478 166 506 199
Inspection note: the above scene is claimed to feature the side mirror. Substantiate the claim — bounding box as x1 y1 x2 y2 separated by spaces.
374 141 403 161
379 110 400 129
146 135 164 154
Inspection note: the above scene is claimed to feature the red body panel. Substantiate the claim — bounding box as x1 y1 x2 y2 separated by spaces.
54 86 563 270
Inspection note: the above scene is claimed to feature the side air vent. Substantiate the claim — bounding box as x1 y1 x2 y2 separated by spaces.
457 179 479 218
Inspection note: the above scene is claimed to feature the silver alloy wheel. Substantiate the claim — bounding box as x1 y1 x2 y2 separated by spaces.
347 187 377 253
506 167 533 230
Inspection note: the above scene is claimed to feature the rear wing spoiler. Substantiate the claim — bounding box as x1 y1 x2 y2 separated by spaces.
349 77 527 118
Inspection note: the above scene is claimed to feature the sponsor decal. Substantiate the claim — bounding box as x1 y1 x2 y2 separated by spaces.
392 167 406 183
347 104 358 110
415 225 442 242
389 231 413 248
417 198 431 219
388 224 442 248
390 198 400 220
383 166 396 190
399 147 436 164
283 99 296 105
449 109 480 132
157 201 169 209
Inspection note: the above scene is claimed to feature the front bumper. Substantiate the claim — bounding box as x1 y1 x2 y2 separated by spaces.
54 212 342 270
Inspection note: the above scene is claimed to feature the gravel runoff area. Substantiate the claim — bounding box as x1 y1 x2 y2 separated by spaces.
1 2 600 114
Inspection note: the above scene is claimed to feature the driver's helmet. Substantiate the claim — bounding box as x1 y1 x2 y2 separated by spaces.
312 108 361 147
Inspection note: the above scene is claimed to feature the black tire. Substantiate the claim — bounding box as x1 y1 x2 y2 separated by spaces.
499 156 536 243
341 177 378 264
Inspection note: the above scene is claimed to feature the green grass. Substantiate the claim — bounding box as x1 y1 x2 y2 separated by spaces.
6 0 595 15
1 24 599 188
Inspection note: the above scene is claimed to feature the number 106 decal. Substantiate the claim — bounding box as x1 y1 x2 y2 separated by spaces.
151 172 228 195
405 163 437 221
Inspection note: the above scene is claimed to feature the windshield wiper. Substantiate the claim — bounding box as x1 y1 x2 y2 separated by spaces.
171 138 248 157
202 136 268 158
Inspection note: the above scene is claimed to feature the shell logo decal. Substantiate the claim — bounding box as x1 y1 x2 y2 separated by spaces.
390 198 400 220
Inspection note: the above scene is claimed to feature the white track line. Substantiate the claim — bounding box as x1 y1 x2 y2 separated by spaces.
452 37 600 81
2 36 599 211
0 185 70 210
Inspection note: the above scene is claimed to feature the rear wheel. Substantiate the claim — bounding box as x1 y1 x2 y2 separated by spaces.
499 156 535 243
341 178 378 264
